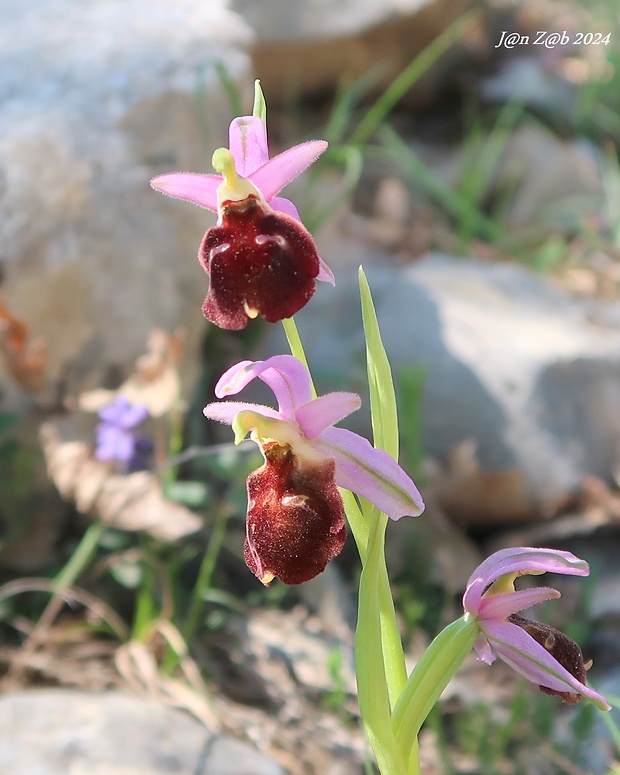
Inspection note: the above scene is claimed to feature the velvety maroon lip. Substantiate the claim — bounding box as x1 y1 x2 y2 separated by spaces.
199 196 320 330
244 443 346 585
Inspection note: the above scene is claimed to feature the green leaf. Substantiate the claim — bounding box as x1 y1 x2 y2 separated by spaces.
358 266 398 459
212 59 243 117
356 514 409 775
0 412 20 437
166 480 211 508
110 557 143 590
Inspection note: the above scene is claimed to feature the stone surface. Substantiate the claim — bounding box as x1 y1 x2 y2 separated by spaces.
404 122 604 234
0 0 252 401
232 0 473 102
207 607 366 774
260 256 620 506
0 689 286 775
489 124 604 228
554 667 620 775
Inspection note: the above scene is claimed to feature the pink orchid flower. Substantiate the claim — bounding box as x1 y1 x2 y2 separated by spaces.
151 116 333 330
463 547 610 710
204 355 424 585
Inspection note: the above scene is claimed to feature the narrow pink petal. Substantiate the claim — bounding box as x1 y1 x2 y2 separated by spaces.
294 392 361 439
150 173 220 211
228 116 269 177
213 360 255 397
311 426 424 520
214 356 313 418
317 257 336 286
203 401 281 426
250 140 328 202
477 588 561 621
464 548 589 615
473 632 496 665
485 620 611 710
269 195 300 220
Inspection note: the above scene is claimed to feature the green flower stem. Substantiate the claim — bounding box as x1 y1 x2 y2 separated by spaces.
408 740 421 775
282 316 317 395
184 504 230 642
163 400 185 493
340 488 369 556
377 547 408 703
392 616 479 760
132 549 158 640
54 520 105 590
356 510 408 775
342 494 407 707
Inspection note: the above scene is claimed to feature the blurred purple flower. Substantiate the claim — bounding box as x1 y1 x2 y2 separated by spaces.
463 547 610 710
95 396 152 472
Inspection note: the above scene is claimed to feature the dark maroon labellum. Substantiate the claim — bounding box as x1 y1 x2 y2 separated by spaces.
244 442 346 585
199 195 320 330
508 613 587 705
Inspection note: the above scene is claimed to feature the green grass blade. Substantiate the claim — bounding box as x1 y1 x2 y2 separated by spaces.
54 520 104 591
324 67 386 145
374 126 502 243
350 9 479 147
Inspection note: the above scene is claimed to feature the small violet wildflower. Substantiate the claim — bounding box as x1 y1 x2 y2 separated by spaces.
151 115 332 330
204 355 424 585
95 396 152 473
463 547 610 710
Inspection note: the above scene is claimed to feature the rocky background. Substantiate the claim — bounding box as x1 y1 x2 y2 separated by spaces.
1 0 620 773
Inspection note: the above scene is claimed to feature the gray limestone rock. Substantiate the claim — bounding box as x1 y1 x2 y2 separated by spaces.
0 0 252 399
261 255 620 504
0 689 287 775
231 0 473 102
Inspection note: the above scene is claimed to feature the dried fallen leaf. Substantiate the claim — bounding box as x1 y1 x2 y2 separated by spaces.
115 620 219 730
79 329 183 418
433 439 541 527
39 418 201 542
0 297 48 393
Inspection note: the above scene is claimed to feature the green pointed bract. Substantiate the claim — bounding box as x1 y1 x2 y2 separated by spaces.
252 79 267 124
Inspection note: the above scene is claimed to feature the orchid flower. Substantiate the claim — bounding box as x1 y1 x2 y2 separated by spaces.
463 547 610 710
151 115 333 330
204 355 424 585
95 396 152 473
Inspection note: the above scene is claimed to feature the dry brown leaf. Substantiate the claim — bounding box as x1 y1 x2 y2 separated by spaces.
115 626 219 730
77 388 117 413
0 296 48 392
79 329 183 418
577 474 620 524
39 418 201 541
433 439 541 527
